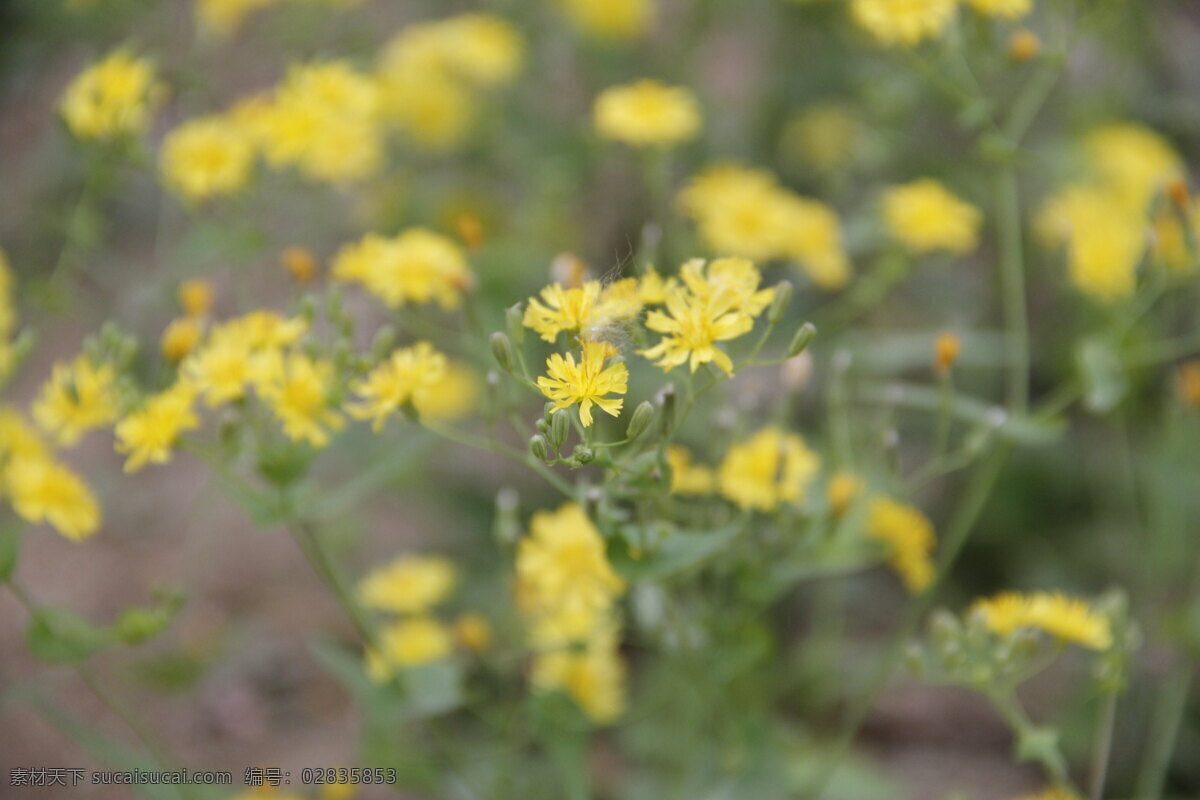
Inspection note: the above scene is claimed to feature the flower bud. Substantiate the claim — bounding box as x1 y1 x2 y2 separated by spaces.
572 445 594 465
550 409 571 447
529 434 549 462
787 322 817 358
506 304 525 346
935 331 961 375
178 279 214 318
768 280 793 325
658 384 676 436
490 332 516 374
1008 29 1041 62
626 401 654 440
280 246 318 284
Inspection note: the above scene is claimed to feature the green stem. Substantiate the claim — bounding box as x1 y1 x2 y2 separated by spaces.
1089 692 1118 800
284 515 379 652
1135 667 1192 800
995 166 1030 414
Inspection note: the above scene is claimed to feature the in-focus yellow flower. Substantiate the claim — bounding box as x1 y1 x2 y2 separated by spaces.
454 612 492 653
161 317 205 363
365 617 453 680
160 115 255 201
867 497 936 593
718 427 820 512
257 352 344 447
666 445 715 495
32 356 119 448
358 555 457 614
532 632 626 723
963 0 1032 19
972 591 1112 650
537 340 629 427
851 0 957 47
60 50 163 140
594 80 702 147
348 342 448 430
6 455 101 541
332 229 474 310
114 382 200 473
558 0 652 39
883 178 981 255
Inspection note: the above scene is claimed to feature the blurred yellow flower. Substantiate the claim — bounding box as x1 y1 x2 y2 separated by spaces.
358 555 457 614
851 0 957 47
114 382 200 473
538 340 629 427
718 427 820 511
160 115 255 201
454 612 492 653
60 50 163 140
594 80 702 147
365 617 453 680
257 351 343 448
826 471 863 517
414 361 480 422
179 279 215 318
348 342 448 431
666 445 715 495
161 317 205 363
558 0 652 39
332 229 474 310
6 455 101 541
867 497 936 593
532 632 626 723
1084 123 1182 212
196 0 278 37
972 591 1112 650
1038 186 1144 300
32 356 119 448
883 178 981 255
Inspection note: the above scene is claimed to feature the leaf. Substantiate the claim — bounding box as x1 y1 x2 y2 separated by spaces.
612 523 743 581
0 523 21 582
403 661 464 719
1077 337 1128 413
26 608 111 664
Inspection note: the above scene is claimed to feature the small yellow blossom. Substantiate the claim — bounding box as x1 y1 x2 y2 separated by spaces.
365 617 453 680
179 279 215 318
160 116 255 201
348 342 448 431
1009 29 1042 61
114 382 200 473
1038 186 1145 300
257 352 344 447
331 229 473 310
435 14 524 86
532 632 626 723
558 0 652 39
594 80 702 147
867 497 936 593
718 427 820 512
934 331 961 374
6 455 101 541
413 361 480 422
60 50 163 140
32 356 119 447
851 0 957 47
666 445 715 495
640 281 758 375
357 555 457 614
537 341 629 427
972 591 1112 650
0 409 50 464
279 246 318 284
883 179 981 255
184 337 255 406
161 317 205 363
826 471 863 517
454 612 492 653
1084 123 1182 212
523 282 603 343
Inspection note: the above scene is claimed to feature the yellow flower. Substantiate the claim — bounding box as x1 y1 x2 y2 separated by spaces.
6 455 101 541
666 445 715 495
678 257 776 317
453 612 492 653
531 632 626 723
196 0 278 37
1038 186 1144 300
851 0 957 47
257 352 344 447
0 408 51 464
413 361 480 422
826 471 863 517
972 591 1112 650
538 341 629 427
348 342 448 431
558 0 652 39
376 67 475 150
718 427 820 511
883 178 981 255
594 80 702 147
963 0 1032 19
279 246 319 284
365 617 453 680
435 14 524 86
866 497 936 593
184 336 255 406
777 196 852 289
522 282 604 343
160 115 255 201
161 317 205 363
636 267 677 305
114 382 200 473
331 229 474 310
60 50 163 140
179 279 215 318
31 356 119 448
640 284 756 375
357 555 457 614
1084 123 1182 212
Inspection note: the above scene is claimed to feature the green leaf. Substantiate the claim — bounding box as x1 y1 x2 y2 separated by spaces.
403 661 464 719
612 523 743 581
26 608 111 664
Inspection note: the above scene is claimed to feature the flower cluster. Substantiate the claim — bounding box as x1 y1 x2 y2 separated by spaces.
593 79 702 148
59 49 163 141
332 229 475 310
971 590 1113 650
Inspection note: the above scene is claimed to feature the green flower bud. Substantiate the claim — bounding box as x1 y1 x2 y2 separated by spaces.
550 409 571 447
787 322 817 358
506 304 526 346
536 418 550 436
658 385 676 436
768 281 793 325
490 332 516 374
626 401 655 440
572 445 594 465
529 434 549 462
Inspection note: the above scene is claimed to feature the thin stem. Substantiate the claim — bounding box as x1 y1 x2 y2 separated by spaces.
995 166 1030 414
1089 692 1118 800
1135 667 1192 800
285 516 379 651
423 421 577 498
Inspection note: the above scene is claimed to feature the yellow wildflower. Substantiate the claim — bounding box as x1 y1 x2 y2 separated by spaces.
1009 29 1042 61
531 632 626 724
179 279 215 318
357 555 457 614
32 356 119 448
594 80 702 147
1038 186 1144 300
883 179 981 255
348 342 448 430
280 246 318 284
60 50 162 140
851 0 957 47
184 336 255 406
640 285 755 375
454 612 492 653
972 591 1112 650
113 382 200 473
6 455 101 541
678 257 776 317
666 445 715 495
331 230 474 310
558 0 652 39
867 497 936 593
718 427 820 511
365 617 453 680
522 281 603 343
160 115 255 201
413 361 480 422
435 14 524 86
1084 123 1182 212
934 331 961 374
0 408 50 464
826 471 863 517
161 317 205 363
257 352 344 447
537 341 629 427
